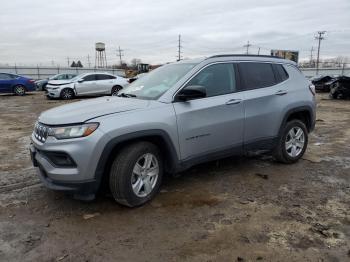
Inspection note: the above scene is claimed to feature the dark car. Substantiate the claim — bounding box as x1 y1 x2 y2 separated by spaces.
312 75 334 92
329 76 350 99
0 73 36 95
35 73 77 91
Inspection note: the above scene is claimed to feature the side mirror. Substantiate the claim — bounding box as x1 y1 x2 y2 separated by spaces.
176 85 206 101
77 79 84 83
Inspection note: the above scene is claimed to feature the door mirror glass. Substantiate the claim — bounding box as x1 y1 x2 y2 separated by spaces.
77 79 84 83
177 85 206 101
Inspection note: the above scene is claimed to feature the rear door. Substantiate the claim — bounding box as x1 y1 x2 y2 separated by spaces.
173 63 245 161
238 62 290 149
95 74 116 94
75 74 97 95
0 73 14 93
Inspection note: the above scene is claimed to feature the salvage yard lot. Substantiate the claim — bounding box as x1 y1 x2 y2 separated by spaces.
0 92 350 261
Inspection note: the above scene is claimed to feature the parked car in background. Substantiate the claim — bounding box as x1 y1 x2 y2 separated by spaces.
311 75 334 92
329 76 350 99
30 55 316 207
46 72 129 99
36 73 77 91
0 73 36 95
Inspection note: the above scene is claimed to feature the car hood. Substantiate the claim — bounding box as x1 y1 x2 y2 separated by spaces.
47 80 73 85
38 96 150 125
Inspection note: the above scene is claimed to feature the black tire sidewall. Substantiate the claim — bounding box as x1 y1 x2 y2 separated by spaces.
60 88 74 99
111 85 122 96
280 120 308 163
110 142 163 207
14 85 25 96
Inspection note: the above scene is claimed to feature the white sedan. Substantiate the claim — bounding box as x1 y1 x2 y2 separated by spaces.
46 72 129 99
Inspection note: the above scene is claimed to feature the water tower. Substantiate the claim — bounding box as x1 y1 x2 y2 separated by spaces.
95 42 107 68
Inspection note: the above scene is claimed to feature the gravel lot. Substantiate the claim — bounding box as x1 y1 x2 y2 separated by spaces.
0 92 349 262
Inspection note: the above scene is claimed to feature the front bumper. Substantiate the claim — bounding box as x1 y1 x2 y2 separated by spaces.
46 88 61 98
30 144 98 194
29 128 109 194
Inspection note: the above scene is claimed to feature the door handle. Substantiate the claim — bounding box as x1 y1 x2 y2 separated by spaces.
275 90 288 96
225 99 242 105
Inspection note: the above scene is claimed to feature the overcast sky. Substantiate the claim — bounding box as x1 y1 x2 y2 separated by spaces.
0 0 349 66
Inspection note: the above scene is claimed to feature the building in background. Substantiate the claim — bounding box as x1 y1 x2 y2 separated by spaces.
271 49 299 63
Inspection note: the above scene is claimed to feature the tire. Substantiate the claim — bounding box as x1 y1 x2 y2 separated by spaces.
111 85 122 96
13 85 26 96
60 88 74 100
109 141 163 207
273 119 308 164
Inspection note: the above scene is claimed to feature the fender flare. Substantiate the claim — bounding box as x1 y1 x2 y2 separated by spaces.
278 105 315 135
94 129 180 185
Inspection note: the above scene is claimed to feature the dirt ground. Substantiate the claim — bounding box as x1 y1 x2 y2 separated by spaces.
0 92 349 262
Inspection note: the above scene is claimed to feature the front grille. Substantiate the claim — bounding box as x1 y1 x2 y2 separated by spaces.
34 122 49 142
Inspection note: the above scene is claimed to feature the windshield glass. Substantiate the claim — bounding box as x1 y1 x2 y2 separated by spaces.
120 63 197 100
70 74 86 82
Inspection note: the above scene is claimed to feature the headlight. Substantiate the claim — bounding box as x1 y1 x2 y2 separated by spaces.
48 123 99 139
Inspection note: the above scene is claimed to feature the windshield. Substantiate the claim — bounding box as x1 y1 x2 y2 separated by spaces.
70 73 86 82
119 63 197 100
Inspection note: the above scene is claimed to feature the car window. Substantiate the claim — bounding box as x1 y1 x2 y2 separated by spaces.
56 74 66 80
96 74 115 80
239 62 276 89
0 73 12 80
273 64 289 82
185 63 236 97
67 74 76 79
83 75 97 81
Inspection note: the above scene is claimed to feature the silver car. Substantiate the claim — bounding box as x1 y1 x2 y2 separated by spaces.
30 55 316 207
46 72 129 99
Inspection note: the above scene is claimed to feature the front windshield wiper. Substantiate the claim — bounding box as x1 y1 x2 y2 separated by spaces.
117 93 137 98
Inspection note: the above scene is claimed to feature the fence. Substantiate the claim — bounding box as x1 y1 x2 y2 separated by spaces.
0 65 349 80
0 66 126 80
300 67 350 78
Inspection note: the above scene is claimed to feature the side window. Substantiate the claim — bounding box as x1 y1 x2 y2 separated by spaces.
83 75 96 81
273 64 289 82
239 62 276 90
96 74 115 80
186 63 236 97
0 73 12 80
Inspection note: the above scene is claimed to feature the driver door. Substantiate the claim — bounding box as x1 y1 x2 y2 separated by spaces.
75 74 97 95
173 63 245 161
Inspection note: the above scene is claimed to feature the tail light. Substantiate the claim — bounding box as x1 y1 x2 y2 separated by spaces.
309 84 316 96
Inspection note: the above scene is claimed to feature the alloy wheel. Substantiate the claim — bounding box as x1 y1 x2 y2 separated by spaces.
285 127 305 158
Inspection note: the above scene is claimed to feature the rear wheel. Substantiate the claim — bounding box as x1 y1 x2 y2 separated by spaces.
13 85 26 96
273 119 308 164
109 142 163 207
60 88 74 100
111 85 122 96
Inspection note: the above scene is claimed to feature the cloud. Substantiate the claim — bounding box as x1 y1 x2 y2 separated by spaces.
0 0 349 66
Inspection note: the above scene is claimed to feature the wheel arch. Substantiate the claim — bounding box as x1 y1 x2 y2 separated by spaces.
279 106 314 134
94 129 179 189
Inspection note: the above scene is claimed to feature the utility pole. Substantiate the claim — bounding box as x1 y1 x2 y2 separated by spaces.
87 55 91 68
243 41 251 54
177 34 182 61
315 31 326 75
117 46 124 66
309 46 314 67
66 57 70 67
258 47 261 55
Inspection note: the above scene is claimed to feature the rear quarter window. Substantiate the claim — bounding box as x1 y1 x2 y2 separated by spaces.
273 64 289 82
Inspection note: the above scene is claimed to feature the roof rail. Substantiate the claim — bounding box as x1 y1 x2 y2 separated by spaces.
207 54 285 59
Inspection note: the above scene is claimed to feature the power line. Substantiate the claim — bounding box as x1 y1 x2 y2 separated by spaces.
315 31 326 75
177 34 182 61
117 46 124 66
243 41 252 54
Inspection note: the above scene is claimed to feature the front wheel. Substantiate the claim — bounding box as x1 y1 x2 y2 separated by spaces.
60 88 74 100
273 120 308 164
13 85 26 96
111 85 122 96
109 142 163 207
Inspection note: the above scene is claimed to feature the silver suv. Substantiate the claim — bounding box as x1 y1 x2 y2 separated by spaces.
30 55 316 207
